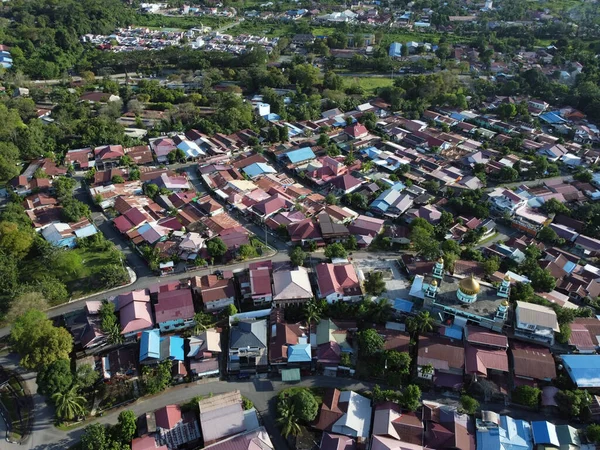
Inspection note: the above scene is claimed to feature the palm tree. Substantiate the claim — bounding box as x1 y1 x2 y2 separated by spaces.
304 299 322 329
415 311 435 334
371 298 393 324
276 397 301 438
106 322 124 345
52 386 87 421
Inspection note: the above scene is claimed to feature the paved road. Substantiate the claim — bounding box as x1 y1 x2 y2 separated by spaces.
485 174 573 192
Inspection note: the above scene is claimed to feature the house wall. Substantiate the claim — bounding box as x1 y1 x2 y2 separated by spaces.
323 292 363 304
158 317 195 332
204 296 234 311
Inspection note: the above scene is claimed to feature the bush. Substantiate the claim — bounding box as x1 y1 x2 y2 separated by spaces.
459 395 479 415
291 390 319 422
512 385 540 409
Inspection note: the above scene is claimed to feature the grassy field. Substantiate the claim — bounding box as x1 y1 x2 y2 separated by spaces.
134 14 233 30
343 76 394 95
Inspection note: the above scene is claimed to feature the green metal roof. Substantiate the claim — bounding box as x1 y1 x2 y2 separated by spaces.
281 368 301 382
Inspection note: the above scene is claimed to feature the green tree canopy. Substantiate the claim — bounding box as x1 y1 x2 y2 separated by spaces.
459 395 480 415
291 389 319 422
207 237 227 259
324 243 348 259
37 359 73 397
364 271 387 296
290 246 307 267
358 328 384 357
11 309 73 370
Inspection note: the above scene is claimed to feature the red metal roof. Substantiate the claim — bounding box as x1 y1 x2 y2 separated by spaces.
465 326 508 348
154 405 182 430
154 289 194 324
465 342 508 376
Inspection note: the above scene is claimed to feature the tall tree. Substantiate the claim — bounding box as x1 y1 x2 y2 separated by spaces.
52 385 86 421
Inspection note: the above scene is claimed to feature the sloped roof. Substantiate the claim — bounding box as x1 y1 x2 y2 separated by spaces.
561 355 600 387
273 267 312 300
332 390 372 438
198 391 245 444
154 289 194 324
316 263 361 298
155 404 182 430
466 326 508 348
418 335 464 371
320 433 356 450
287 344 312 363
516 301 559 331
510 342 556 380
230 320 267 349
465 342 508 376
288 218 322 241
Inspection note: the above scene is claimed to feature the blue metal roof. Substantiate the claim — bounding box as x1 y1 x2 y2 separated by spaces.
531 421 559 447
393 298 413 313
443 325 463 340
243 162 276 178
285 147 315 164
563 261 577 274
389 42 402 57
539 112 566 125
287 344 312 362
74 223 98 238
169 336 185 361
561 354 600 387
140 329 161 362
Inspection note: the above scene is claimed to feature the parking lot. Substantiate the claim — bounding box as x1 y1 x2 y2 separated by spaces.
354 257 412 301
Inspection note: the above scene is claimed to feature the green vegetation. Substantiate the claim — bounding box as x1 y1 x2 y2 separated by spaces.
512 385 541 409
80 411 137 450
459 395 480 415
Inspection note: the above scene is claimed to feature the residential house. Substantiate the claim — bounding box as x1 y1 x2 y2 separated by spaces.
575 234 600 257
198 391 246 446
510 342 556 386
417 335 465 390
476 411 533 450
489 188 527 216
154 404 200 449
568 318 600 353
118 290 154 338
188 329 222 379
320 433 356 450
288 218 323 246
41 220 98 248
131 435 168 450
272 267 313 306
372 402 424 450
347 215 385 239
196 274 236 312
241 261 273 305
94 145 125 170
329 174 363 195
514 301 559 346
406 205 442 224
531 421 560 448
139 330 185 366
315 263 362 303
154 288 195 332
202 427 273 450
313 389 373 440
251 194 292 222
269 309 310 368
314 319 356 370
370 189 413 219
151 137 177 163
282 147 316 166
464 326 508 388
65 147 94 170
422 401 475 450
229 319 268 372
561 355 600 388
318 212 350 243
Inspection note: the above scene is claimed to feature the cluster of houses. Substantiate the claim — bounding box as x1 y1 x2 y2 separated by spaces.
130 390 272 450
84 27 280 54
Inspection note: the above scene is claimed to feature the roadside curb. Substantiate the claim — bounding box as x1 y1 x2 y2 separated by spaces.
46 266 137 312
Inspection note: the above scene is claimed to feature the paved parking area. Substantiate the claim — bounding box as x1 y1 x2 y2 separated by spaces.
354 257 412 300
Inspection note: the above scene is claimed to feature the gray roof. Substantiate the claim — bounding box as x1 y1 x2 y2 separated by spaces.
230 320 267 349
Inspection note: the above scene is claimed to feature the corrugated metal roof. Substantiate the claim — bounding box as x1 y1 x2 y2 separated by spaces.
281 368 301 382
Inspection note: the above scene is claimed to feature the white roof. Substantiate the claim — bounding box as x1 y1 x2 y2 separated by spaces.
516 301 559 331
273 267 313 300
332 391 372 438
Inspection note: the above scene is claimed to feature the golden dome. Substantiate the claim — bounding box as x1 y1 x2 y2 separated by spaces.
501 300 509 307
459 275 481 295
437 257 444 264
504 274 511 282
431 279 438 287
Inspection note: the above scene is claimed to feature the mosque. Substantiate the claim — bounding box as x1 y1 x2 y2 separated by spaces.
409 257 511 332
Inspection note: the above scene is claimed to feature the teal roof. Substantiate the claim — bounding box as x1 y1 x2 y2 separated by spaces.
140 329 161 362
287 344 312 362
285 147 315 164
281 368 301 381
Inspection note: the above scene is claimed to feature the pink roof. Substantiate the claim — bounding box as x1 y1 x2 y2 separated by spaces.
465 326 508 348
330 174 362 191
502 189 524 203
154 289 195 324
94 145 124 160
344 123 368 138
113 215 134 233
465 342 508 376
153 138 177 157
155 405 182 430
316 263 361 297
568 322 596 351
120 301 153 334
252 194 290 216
132 435 168 450
118 290 150 308
124 208 147 227
250 267 272 296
